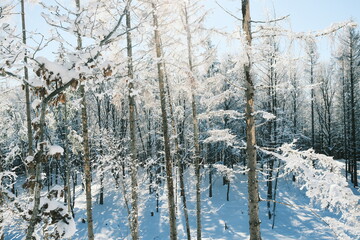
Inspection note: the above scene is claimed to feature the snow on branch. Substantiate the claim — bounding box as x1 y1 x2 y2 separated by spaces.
47 145 64 157
35 57 79 84
198 110 244 120
26 185 76 238
313 21 357 37
253 111 276 128
255 21 357 40
204 129 236 145
259 142 360 239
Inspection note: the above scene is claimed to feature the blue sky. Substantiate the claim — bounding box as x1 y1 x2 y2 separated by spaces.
206 0 360 60
8 0 360 62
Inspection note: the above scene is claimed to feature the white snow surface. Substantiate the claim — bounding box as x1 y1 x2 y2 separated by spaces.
66 162 359 240
35 57 79 84
204 129 236 145
254 110 276 120
47 145 64 156
31 99 41 110
4 150 360 240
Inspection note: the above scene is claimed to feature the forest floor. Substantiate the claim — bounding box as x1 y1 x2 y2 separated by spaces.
69 163 359 240
5 161 359 239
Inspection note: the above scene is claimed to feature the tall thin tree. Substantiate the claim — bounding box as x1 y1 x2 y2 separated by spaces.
75 0 95 239
152 2 177 239
242 0 262 239
21 0 34 178
305 40 318 151
182 2 202 239
126 2 140 238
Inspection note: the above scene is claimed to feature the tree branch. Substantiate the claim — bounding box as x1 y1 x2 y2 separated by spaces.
43 79 76 105
99 0 131 46
215 1 289 24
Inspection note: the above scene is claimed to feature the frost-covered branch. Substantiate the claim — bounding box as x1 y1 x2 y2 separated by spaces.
259 142 360 239
255 21 357 40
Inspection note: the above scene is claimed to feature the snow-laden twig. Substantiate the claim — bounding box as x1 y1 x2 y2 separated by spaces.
259 142 360 239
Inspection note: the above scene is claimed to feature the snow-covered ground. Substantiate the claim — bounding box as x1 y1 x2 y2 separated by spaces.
5 162 359 240
70 165 357 240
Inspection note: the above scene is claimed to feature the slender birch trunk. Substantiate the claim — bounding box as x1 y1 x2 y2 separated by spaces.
0 191 3 240
341 59 349 179
0 159 2 239
64 99 73 216
126 5 139 239
164 66 191 240
80 84 95 240
21 0 40 238
25 103 45 240
310 62 315 150
242 1 262 239
183 4 202 239
349 37 358 187
96 97 104 205
21 0 33 167
74 0 95 239
152 3 177 239
267 50 277 219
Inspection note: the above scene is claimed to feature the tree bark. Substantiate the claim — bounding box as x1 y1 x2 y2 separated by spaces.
242 1 262 239
152 3 177 239
80 85 95 240
25 79 77 240
126 5 139 239
64 99 73 216
183 4 202 239
266 39 277 220
75 0 95 238
349 33 358 187
164 65 191 240
21 0 34 166
96 97 104 205
23 52 78 240
341 58 349 179
0 158 3 240
25 84 69 238
310 61 315 150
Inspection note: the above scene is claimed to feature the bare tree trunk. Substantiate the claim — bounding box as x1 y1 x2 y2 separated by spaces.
25 100 46 240
126 5 139 239
341 59 349 179
21 0 33 168
64 99 73 216
311 63 315 150
152 3 177 239
306 41 318 155
164 65 191 240
25 81 76 239
96 97 105 205
74 0 94 238
80 85 95 240
242 1 262 239
271 160 281 229
183 4 202 239
0 204 3 240
349 39 358 187
209 166 213 198
25 154 42 240
0 156 4 240
266 41 277 220
21 0 40 236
